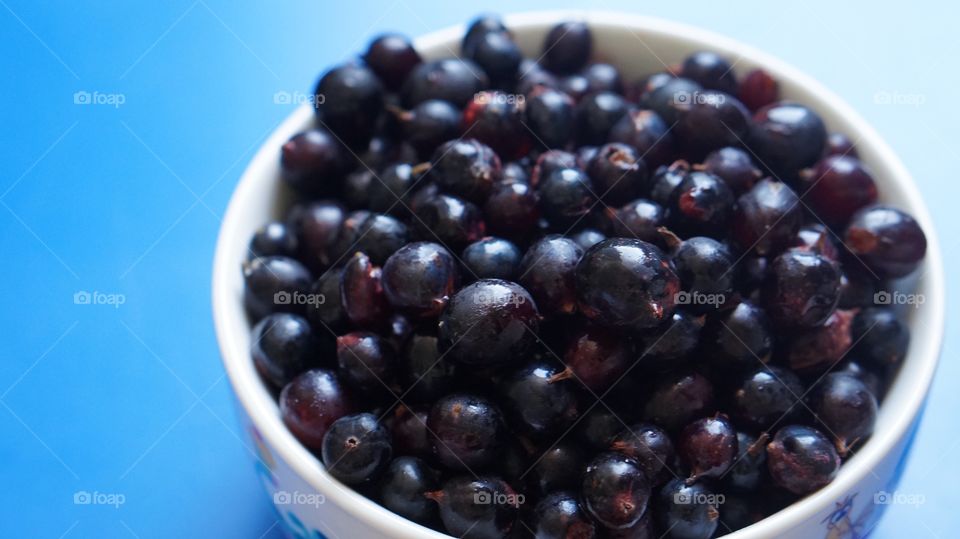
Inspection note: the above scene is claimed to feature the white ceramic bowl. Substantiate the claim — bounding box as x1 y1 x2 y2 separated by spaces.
213 10 945 539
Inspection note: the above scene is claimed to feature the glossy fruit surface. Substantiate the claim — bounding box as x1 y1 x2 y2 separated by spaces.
748 102 827 178
656 479 720 539
363 33 422 90
609 108 676 168
576 238 681 330
732 366 805 430
677 415 738 481
280 128 350 196
610 423 676 484
428 393 506 470
559 325 634 392
586 143 649 206
428 476 519 538
731 179 803 256
809 372 877 455
844 205 927 279
766 425 841 495
762 249 841 328
542 21 592 74
462 237 522 281
581 452 651 529
280 369 354 449
518 235 583 316
800 155 878 227
321 413 392 484
336 331 395 394
378 456 440 524
243 256 313 321
251 313 318 389
402 58 489 107
314 64 384 147
533 491 598 539
851 307 910 367
666 171 735 239
382 242 458 318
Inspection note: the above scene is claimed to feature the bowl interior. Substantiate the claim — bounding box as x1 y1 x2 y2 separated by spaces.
212 10 945 539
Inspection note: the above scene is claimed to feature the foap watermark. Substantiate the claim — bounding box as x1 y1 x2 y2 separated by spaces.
472 289 527 308
473 92 525 106
673 90 726 107
874 290 924 308
874 490 925 507
274 490 326 508
474 490 525 507
675 290 725 308
74 290 126 308
274 291 326 306
674 491 725 505
873 91 925 107
273 90 325 106
73 90 126 108
74 490 126 508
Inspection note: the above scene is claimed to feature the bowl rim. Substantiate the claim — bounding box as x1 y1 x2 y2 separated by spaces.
212 9 945 538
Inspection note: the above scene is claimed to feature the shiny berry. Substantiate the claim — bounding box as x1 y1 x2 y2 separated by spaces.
280 369 354 449
571 228 607 251
305 267 347 331
321 413 392 485
556 325 633 392
766 425 840 495
336 331 396 394
851 307 910 367
243 256 312 321
609 108 676 169
287 201 345 272
582 452 651 529
431 138 502 203
539 167 595 227
680 51 737 94
608 199 664 245
402 59 489 108
762 249 841 328
415 193 486 248
576 238 681 330
843 205 927 279
438 279 540 368
646 77 702 125
649 161 690 206
637 310 703 370
784 309 854 374
586 143 650 206
501 359 579 437
314 64 384 147
335 212 409 266
748 102 827 178
467 31 522 86
800 155 878 228
462 237 522 281
678 415 738 481
518 235 583 316
731 179 803 256
382 242 458 318
656 479 720 539
727 431 768 492
532 442 586 494
809 372 877 456
525 86 575 149
574 92 630 146
671 236 735 311
732 366 805 430
533 491 598 539
825 132 858 158
461 15 508 57
674 91 750 158
610 423 675 484
542 21 592 74
643 371 715 431
483 181 540 239
389 405 432 458
738 68 779 112
363 33 422 91
252 313 319 389
340 252 389 328
701 146 762 195
249 221 297 260
666 171 735 239
427 393 506 470
427 476 519 538
378 456 440 524
531 150 578 187
400 99 462 159
702 301 773 369
463 93 529 160
280 128 349 196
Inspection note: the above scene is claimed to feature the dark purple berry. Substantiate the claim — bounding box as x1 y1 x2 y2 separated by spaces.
581 452 651 529
400 100 462 159
525 86 576 150
678 414 737 481
732 366 805 430
389 405 431 458
656 479 720 539
586 143 649 206
825 132 858 158
427 476 519 538
581 63 624 95
609 109 676 169
463 93 529 161
340 252 389 328
671 236 735 312
461 15 508 57
738 68 779 112
681 51 737 94
851 307 910 368
800 155 878 228
249 221 297 260
305 267 347 331
701 147 762 194
576 238 681 330
542 21 592 74
468 31 522 87
287 201 345 272
727 432 768 492
484 181 540 239
666 171 735 239
650 160 690 206
427 393 506 470
243 256 312 321
784 309 854 374
703 301 773 369
314 64 384 147
571 228 606 251
674 91 750 158
379 456 439 524
363 33 421 91
415 193 486 248
731 179 803 256
643 371 715 431
280 129 349 196
532 442 586 494
637 310 703 370
610 423 675 484
748 102 827 178
402 59 489 108
321 413 392 484
844 205 927 279
336 331 396 394
438 279 540 368
382 242 458 318
431 138 502 203
809 372 877 456
252 313 319 389
462 237 522 281
557 325 633 392
539 167 595 227
574 92 629 146
280 369 355 449
518 235 583 316
501 359 579 437
533 491 598 539
766 425 840 495
762 248 841 328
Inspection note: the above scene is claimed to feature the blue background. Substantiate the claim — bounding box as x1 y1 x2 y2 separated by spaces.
0 1 954 537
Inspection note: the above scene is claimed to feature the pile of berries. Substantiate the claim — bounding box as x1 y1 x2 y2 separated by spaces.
242 15 927 539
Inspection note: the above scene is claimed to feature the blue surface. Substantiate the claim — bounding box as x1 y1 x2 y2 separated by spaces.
0 1 954 537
